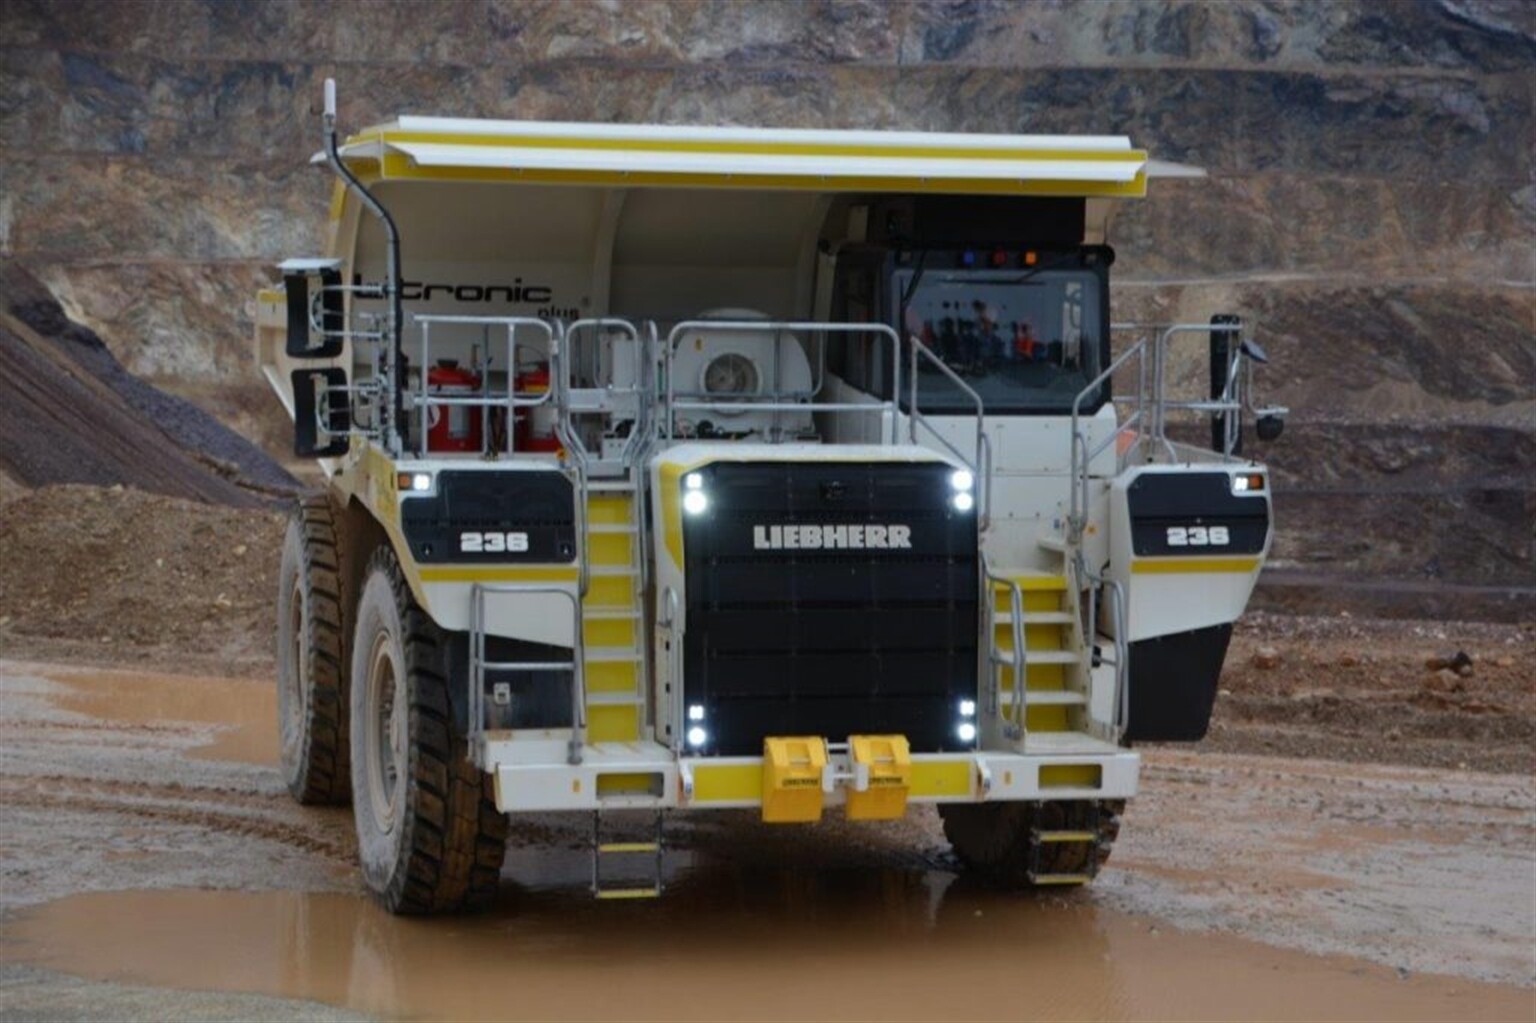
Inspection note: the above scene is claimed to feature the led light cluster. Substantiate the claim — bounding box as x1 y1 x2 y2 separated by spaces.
683 472 708 515
950 468 975 513
686 703 708 747
956 697 977 743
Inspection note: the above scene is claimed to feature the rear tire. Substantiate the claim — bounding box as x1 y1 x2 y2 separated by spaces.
940 800 1122 889
349 548 508 914
276 494 351 805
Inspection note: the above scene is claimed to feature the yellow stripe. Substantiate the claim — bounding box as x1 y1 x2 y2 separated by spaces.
911 761 973 798
419 566 579 584
257 288 284 304
358 127 1147 165
1131 557 1260 575
361 153 1145 197
691 764 763 802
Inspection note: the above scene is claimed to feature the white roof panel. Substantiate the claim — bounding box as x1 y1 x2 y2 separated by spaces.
332 117 1160 196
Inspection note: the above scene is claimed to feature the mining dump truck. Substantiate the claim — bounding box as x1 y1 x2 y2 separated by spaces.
258 81 1285 913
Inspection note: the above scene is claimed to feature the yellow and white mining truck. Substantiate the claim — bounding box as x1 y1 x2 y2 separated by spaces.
258 81 1286 912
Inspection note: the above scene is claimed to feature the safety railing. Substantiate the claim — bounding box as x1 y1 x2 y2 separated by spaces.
1067 338 1147 543
984 564 1028 741
411 314 559 458
664 320 903 445
1077 563 1130 743
469 583 588 767
908 337 992 529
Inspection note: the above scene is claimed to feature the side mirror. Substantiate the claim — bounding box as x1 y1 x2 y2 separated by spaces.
280 259 345 359
1256 411 1286 442
292 367 351 457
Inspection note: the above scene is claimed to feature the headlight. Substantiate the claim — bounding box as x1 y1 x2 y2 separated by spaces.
397 472 433 492
950 469 974 492
952 491 975 513
683 489 708 515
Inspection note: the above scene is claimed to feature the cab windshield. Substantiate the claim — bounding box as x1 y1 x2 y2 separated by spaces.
896 268 1104 414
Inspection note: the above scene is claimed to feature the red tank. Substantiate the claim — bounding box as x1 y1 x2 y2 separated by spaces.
426 360 483 453
514 365 562 453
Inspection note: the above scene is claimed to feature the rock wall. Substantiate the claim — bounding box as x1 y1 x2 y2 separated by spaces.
1 0 1531 591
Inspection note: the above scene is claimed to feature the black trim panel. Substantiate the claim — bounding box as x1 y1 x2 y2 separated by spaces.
1123 623 1232 742
401 469 576 564
1127 472 1269 556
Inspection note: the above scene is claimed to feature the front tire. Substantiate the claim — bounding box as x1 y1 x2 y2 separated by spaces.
349 548 508 914
276 494 350 805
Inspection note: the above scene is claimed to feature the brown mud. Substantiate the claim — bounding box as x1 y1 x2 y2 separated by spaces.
7 883 1532 1023
1 660 1533 1020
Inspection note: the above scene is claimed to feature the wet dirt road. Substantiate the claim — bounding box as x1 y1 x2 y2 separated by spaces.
1 660 1532 1021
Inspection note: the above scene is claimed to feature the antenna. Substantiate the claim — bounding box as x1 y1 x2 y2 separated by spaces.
323 77 337 132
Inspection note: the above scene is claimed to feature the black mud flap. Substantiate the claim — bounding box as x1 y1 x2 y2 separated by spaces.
1123 623 1233 742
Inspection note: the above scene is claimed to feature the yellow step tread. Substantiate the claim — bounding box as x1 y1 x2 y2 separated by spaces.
598 842 659 854
594 887 660 900
1035 830 1098 843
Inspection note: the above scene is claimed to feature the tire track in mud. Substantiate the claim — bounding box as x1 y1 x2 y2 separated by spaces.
0 776 356 864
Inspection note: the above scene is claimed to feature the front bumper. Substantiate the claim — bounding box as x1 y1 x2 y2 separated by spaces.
485 734 1139 815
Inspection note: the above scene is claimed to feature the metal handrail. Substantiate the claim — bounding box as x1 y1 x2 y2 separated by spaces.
412 314 557 457
1149 322 1248 459
983 566 1027 740
663 320 902 445
907 337 991 528
545 326 593 599
469 582 587 767
1068 339 1145 542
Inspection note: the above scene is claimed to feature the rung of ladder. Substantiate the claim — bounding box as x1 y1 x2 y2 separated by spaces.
995 611 1075 625
585 646 642 663
589 565 637 577
1021 691 1088 706
587 523 638 534
994 649 1080 665
587 692 644 706
595 887 660 900
587 481 637 493
1034 830 1098 843
583 607 640 620
1027 873 1092 886
598 842 660 854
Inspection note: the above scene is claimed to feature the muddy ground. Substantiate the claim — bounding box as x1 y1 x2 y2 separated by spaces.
0 660 1531 1021
0 484 1533 1019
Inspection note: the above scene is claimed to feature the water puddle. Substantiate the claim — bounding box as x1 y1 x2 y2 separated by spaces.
3 868 1528 1022
43 668 276 765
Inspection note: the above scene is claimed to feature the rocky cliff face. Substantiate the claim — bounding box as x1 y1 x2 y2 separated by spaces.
1 0 1531 592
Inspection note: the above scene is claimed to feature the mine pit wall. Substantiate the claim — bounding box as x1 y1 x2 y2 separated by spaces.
0 1 1530 599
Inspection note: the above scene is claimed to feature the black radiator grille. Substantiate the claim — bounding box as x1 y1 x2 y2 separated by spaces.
681 461 979 755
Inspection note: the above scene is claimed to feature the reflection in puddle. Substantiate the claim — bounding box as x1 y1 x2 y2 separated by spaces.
43 669 276 765
5 860 1529 1022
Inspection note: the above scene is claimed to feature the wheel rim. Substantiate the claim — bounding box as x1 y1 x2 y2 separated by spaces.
279 580 307 766
365 628 405 832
